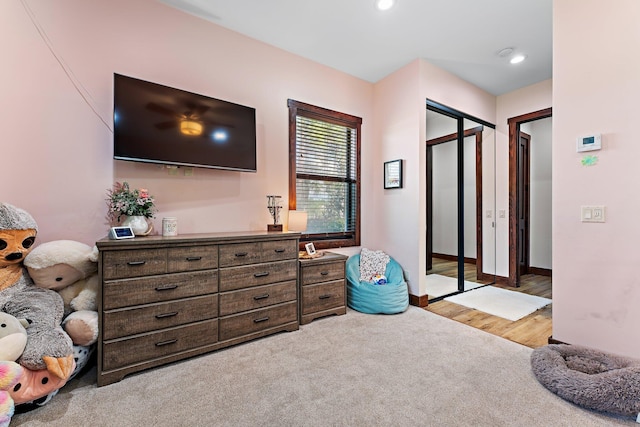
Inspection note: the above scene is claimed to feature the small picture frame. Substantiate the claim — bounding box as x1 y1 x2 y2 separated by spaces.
384 159 403 189
305 242 316 256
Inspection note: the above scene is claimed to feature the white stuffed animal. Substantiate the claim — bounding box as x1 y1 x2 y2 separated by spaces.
24 240 99 346
0 312 28 362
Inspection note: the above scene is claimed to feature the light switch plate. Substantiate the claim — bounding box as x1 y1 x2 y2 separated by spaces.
581 206 605 222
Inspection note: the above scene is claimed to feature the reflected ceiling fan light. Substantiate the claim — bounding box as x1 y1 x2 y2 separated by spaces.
375 0 395 11
510 54 527 64
180 120 203 136
212 129 228 142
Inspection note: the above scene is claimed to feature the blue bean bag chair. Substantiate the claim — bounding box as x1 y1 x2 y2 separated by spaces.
346 254 409 314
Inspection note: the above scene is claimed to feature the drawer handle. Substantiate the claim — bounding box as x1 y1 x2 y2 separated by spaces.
319 294 332 300
127 261 146 266
253 317 270 323
253 294 270 301
235 252 248 257
186 256 202 261
254 272 270 278
155 339 177 347
155 311 178 319
155 284 178 291
274 248 286 253
320 271 329 276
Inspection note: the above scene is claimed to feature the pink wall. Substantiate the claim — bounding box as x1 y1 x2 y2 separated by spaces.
1 0 373 246
369 60 422 291
553 0 640 358
370 59 496 296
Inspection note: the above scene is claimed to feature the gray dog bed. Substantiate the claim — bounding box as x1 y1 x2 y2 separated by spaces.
531 344 640 419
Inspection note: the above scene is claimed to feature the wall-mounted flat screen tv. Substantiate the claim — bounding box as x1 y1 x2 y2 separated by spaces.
113 73 257 172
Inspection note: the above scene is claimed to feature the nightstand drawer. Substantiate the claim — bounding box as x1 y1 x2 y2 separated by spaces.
219 280 297 316
219 260 298 292
102 319 218 371
168 245 218 272
103 294 218 340
301 280 345 315
103 270 218 310
219 301 297 341
102 249 167 280
301 261 345 285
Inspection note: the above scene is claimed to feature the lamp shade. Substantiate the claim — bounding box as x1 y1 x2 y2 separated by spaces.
288 210 308 232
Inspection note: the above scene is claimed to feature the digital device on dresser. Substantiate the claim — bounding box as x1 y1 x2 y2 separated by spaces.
108 226 135 240
113 73 257 172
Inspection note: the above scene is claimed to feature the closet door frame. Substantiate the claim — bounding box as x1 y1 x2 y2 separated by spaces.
426 99 495 295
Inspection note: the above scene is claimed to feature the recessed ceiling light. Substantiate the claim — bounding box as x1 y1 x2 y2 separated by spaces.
376 0 395 11
510 54 527 64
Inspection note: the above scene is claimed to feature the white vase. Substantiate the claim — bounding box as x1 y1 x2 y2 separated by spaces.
122 215 150 236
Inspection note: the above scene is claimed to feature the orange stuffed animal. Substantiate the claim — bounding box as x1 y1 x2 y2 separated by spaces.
0 203 74 379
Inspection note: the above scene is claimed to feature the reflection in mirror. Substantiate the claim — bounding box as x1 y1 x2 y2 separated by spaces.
425 105 495 301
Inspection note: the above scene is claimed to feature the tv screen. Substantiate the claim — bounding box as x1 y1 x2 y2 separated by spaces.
113 74 257 172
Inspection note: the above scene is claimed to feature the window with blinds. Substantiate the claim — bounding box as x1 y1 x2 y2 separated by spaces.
288 99 361 248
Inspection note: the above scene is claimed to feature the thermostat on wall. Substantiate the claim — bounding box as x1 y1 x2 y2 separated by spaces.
576 134 601 152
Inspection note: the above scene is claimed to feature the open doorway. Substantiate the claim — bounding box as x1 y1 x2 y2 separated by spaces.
508 108 552 287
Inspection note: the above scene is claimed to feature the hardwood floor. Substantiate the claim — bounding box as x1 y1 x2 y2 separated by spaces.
425 259 552 348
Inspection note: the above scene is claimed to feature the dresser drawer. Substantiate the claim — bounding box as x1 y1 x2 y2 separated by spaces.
219 301 297 341
301 280 345 315
219 259 297 292
103 270 218 310
102 249 167 280
168 245 218 272
103 295 218 340
301 261 345 285
259 240 299 263
219 240 298 267
219 280 297 316
102 319 218 371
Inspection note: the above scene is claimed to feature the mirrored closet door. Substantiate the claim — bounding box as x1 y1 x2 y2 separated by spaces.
426 100 496 301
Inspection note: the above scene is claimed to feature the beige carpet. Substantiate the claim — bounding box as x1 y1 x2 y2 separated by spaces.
12 307 632 426
426 273 483 298
444 286 552 321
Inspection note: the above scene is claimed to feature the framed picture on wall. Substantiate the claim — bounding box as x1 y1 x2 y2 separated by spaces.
384 159 403 189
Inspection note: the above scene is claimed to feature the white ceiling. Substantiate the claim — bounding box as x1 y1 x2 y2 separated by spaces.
158 0 552 96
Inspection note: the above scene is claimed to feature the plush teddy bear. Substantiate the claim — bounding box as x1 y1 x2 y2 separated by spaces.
24 240 99 346
0 203 74 379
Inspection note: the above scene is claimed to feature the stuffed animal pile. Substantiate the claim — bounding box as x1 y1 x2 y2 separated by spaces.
0 202 100 425
25 240 99 347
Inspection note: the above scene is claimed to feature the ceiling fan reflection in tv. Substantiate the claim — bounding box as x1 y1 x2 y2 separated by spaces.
113 73 257 172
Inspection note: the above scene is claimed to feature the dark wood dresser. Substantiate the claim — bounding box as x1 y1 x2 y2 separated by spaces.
96 231 299 386
298 251 348 325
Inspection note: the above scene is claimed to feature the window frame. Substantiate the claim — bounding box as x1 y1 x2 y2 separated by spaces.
288 99 361 250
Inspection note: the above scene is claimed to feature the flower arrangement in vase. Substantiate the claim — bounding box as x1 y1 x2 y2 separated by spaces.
106 182 157 235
